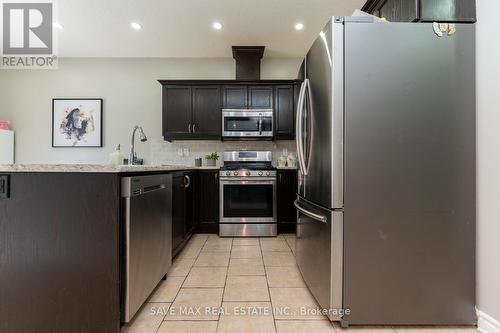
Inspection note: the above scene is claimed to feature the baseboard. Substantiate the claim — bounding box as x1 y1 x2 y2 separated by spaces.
478 309 500 333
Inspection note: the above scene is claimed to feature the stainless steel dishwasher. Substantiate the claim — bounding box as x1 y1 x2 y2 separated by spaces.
121 174 172 323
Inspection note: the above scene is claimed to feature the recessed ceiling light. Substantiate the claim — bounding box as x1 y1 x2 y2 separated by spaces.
295 23 304 31
212 21 223 30
53 22 63 29
131 22 142 30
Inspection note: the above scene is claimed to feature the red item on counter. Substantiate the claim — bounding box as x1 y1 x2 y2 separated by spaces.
0 121 12 130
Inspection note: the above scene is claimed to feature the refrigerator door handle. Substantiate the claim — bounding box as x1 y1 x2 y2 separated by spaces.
296 81 306 175
296 79 308 176
294 199 327 223
304 80 313 174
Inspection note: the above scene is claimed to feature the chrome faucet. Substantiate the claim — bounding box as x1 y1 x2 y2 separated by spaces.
129 126 148 165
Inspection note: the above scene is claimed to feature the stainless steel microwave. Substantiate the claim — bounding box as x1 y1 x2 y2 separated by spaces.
222 109 273 139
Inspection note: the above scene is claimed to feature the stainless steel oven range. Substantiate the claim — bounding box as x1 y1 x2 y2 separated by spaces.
222 109 273 139
219 151 277 237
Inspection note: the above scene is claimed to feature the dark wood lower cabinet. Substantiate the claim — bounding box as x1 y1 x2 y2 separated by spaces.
185 172 195 236
0 168 298 333
172 172 186 254
0 173 121 333
172 171 196 257
277 169 298 234
195 170 219 234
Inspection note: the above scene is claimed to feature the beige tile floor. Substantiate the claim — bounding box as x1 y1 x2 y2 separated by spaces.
121 234 478 333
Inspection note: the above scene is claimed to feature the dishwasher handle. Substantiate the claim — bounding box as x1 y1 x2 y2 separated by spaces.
142 184 166 194
121 175 170 198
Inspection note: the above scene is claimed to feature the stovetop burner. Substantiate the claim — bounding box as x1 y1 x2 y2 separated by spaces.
220 162 275 171
220 151 276 177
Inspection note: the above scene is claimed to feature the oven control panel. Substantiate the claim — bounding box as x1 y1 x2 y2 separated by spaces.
220 170 277 178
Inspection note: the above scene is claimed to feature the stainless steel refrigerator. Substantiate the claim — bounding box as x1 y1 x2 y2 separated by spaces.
294 16 475 326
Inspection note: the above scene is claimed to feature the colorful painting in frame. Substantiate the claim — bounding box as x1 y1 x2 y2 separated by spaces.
52 99 103 147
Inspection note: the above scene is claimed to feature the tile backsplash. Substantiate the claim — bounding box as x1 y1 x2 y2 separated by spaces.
150 140 296 167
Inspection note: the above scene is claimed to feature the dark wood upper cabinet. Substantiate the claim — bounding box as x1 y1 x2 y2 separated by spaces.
363 0 476 22
379 0 419 22
248 86 273 108
420 0 476 22
274 85 295 139
163 85 221 141
192 86 221 139
160 80 299 141
223 85 273 109
222 85 247 108
163 85 192 139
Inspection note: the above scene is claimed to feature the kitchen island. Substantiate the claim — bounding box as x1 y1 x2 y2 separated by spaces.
0 164 217 333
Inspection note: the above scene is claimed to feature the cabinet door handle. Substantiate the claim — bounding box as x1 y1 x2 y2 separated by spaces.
279 173 282 183
188 124 192 133
193 124 196 133
214 173 218 182
184 175 191 188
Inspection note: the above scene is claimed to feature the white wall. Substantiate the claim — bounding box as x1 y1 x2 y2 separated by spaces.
477 0 500 329
0 57 301 164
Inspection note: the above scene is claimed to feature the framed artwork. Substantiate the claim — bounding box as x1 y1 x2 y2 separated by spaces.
52 98 103 147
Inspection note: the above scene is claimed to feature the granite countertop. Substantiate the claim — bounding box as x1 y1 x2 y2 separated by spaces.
0 164 220 173
0 164 296 173
275 166 298 170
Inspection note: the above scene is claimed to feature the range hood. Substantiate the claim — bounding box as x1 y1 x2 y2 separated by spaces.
232 46 265 80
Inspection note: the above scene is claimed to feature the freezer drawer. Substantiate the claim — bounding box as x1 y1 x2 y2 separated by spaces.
295 196 343 320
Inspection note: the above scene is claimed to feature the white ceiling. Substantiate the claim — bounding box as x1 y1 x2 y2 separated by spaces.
56 0 366 58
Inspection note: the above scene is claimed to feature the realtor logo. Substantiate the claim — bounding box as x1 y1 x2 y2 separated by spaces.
1 1 57 69
3 3 52 54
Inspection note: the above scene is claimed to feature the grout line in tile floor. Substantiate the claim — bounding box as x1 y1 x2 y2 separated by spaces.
123 234 478 333
216 236 233 332
153 235 211 333
154 236 209 333
261 237 279 333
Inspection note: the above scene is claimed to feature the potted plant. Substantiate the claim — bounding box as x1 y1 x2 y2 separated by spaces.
205 152 219 167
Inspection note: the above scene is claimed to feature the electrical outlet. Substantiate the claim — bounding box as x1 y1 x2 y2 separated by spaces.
183 148 190 157
0 175 10 199
177 148 184 157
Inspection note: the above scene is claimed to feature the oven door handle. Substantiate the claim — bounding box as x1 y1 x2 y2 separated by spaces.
223 111 273 117
220 178 276 184
258 115 263 135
